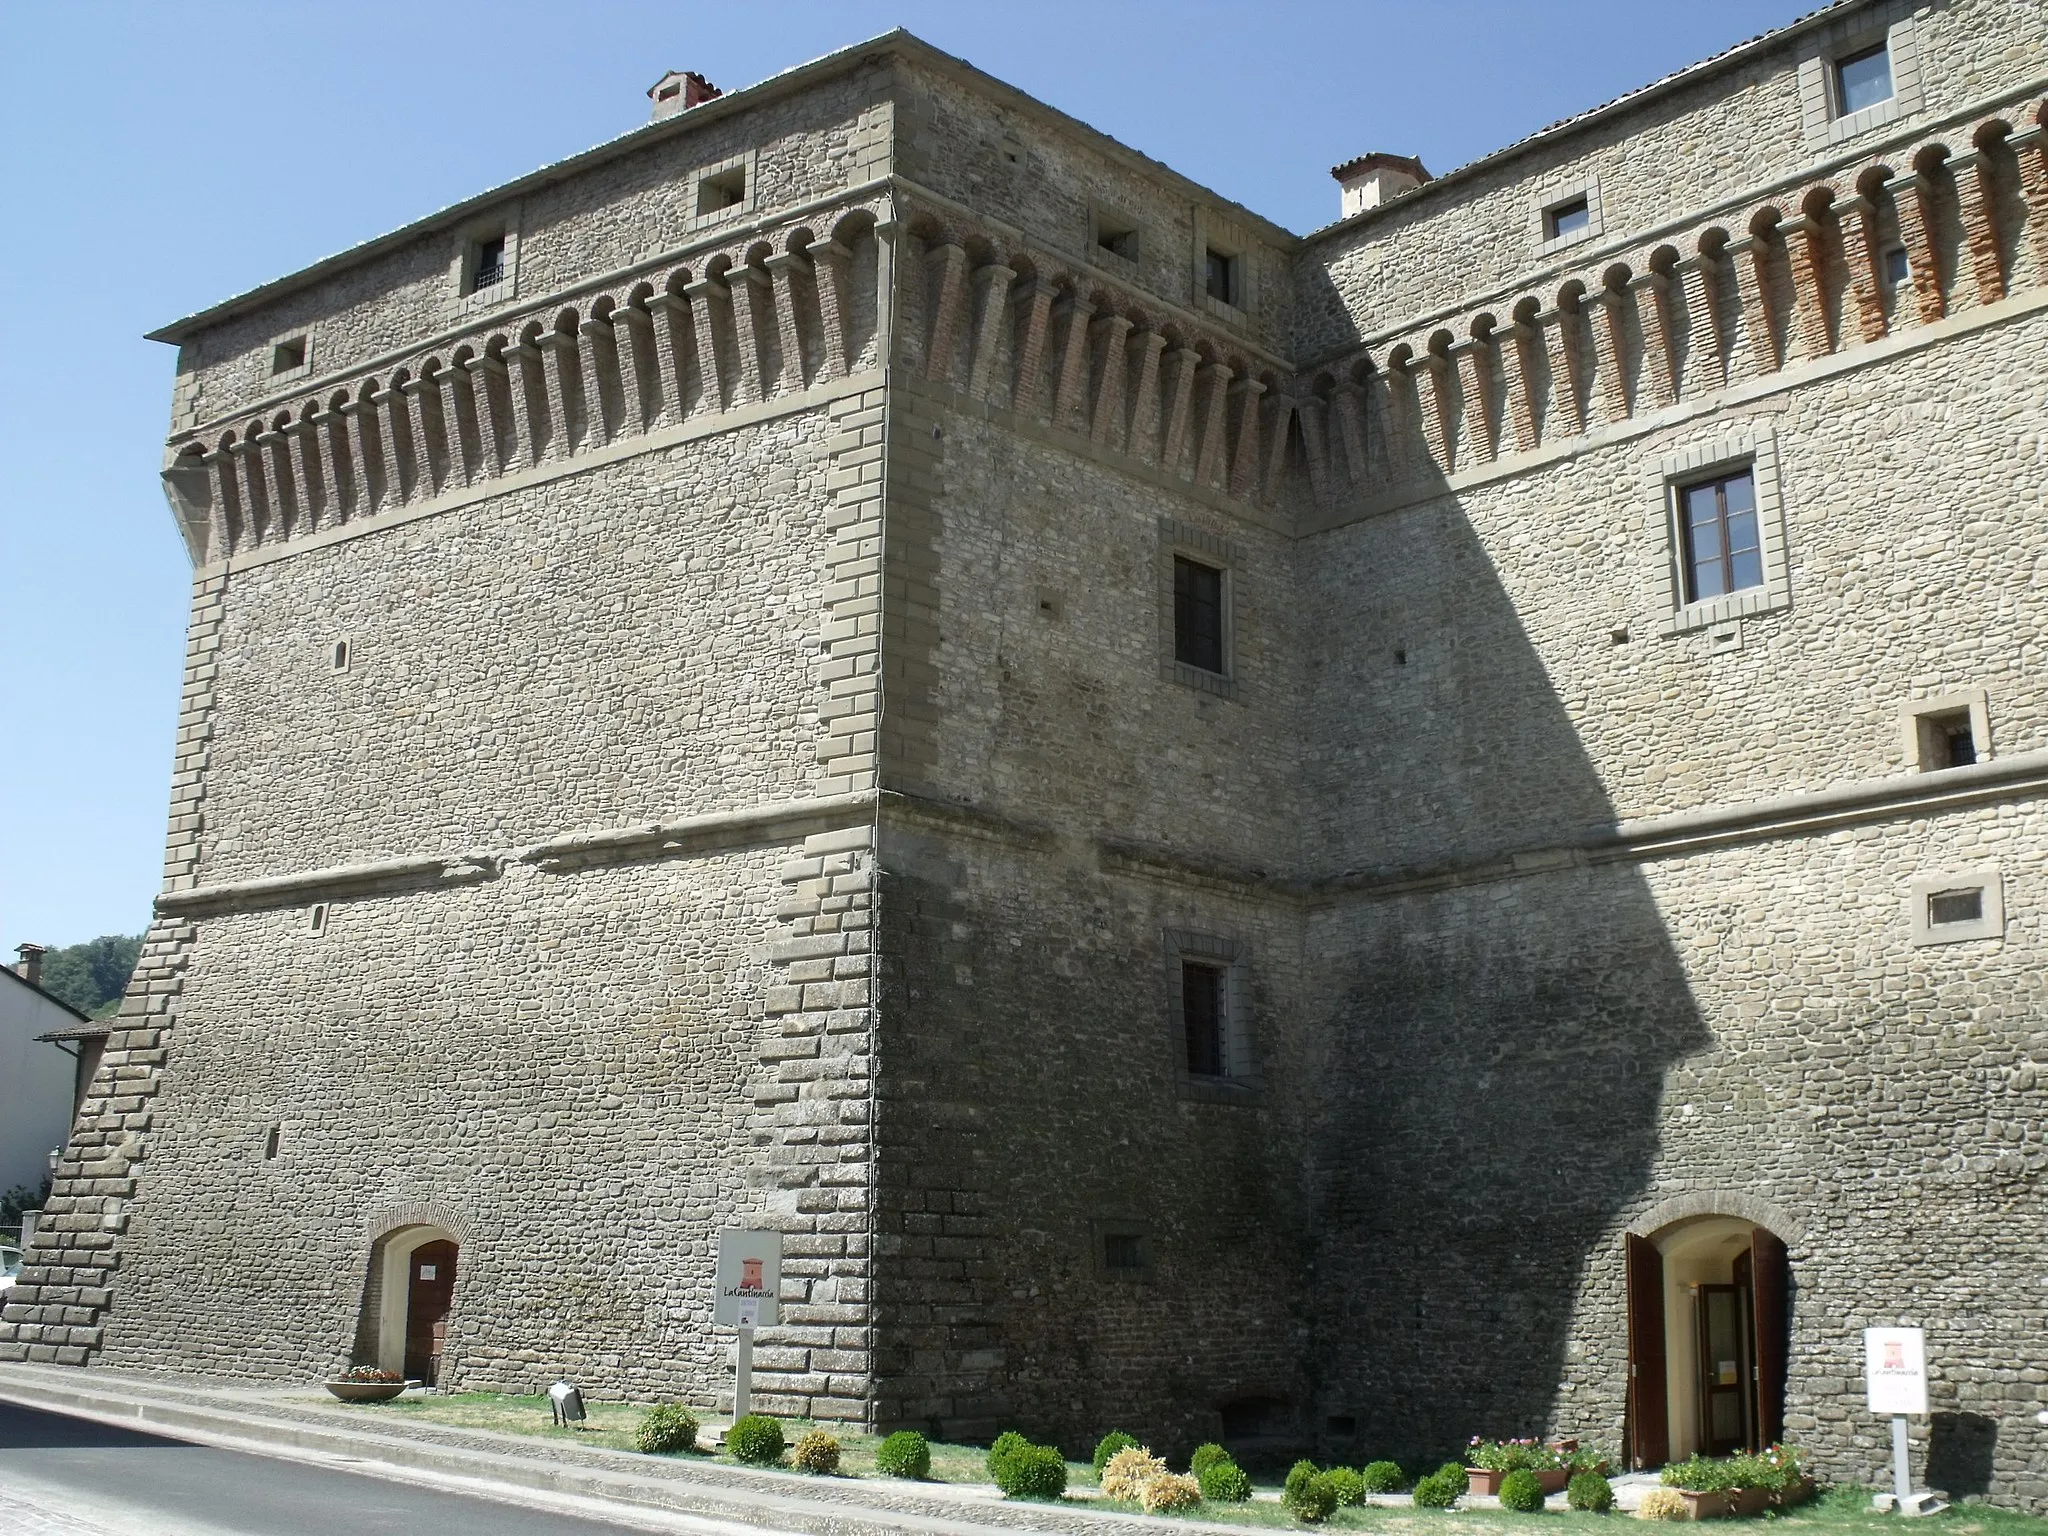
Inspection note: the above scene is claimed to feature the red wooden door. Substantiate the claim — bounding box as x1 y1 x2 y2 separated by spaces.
1751 1228 1788 1448
1625 1233 1669 1469
403 1240 459 1384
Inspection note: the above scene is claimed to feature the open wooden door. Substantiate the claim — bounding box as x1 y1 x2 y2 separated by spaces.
403 1239 459 1385
1750 1228 1788 1448
1626 1233 1669 1469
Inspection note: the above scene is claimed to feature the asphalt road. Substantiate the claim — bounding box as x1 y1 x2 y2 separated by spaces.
0 1398 684 1536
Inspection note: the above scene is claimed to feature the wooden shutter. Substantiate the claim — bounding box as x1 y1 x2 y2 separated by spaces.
1751 1228 1789 1448
1626 1233 1669 1469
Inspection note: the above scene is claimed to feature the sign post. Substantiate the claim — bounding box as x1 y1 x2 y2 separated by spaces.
1865 1327 1943 1516
714 1229 781 1425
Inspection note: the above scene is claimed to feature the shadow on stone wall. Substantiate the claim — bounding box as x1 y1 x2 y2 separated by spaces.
1928 1413 2000 1500
1298 493 1711 1460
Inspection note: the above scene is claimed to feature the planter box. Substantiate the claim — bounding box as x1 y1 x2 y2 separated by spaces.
326 1380 405 1403
1672 1479 1811 1521
1465 1467 1580 1497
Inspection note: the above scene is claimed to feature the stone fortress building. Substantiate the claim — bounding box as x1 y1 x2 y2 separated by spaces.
5 0 2046 1508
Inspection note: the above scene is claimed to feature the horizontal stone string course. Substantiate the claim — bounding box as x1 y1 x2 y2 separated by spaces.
170 208 889 565
1308 100 2048 504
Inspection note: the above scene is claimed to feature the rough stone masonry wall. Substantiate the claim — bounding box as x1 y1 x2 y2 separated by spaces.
1297 0 2043 360
1298 802 2048 1509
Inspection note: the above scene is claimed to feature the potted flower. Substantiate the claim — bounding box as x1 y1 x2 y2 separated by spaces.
1466 1438 1604 1495
326 1365 406 1403
1660 1446 1811 1519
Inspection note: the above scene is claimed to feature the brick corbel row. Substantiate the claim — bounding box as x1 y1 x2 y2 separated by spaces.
170 204 891 566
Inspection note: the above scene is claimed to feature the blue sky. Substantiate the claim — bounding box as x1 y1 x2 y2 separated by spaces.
0 0 1810 952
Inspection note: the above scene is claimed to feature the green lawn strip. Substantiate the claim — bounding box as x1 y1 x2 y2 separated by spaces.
304 1401 2048 1535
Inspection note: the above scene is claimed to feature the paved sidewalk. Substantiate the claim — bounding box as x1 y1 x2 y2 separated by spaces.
0 1364 1214 1536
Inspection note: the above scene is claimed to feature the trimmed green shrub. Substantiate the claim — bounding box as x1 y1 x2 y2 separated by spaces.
1326 1466 1368 1506
725 1414 784 1466
876 1430 931 1480
1284 1459 1321 1503
1568 1471 1615 1513
792 1429 840 1474
634 1404 700 1454
1499 1469 1546 1512
1413 1469 1464 1509
1093 1430 1138 1477
987 1430 1031 1480
994 1442 1068 1500
1189 1441 1231 1479
1199 1459 1253 1503
1289 1472 1340 1524
1362 1460 1406 1494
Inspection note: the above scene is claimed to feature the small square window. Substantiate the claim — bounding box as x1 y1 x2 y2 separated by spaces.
1173 556 1226 674
1927 888 1983 927
1103 1232 1145 1270
1094 208 1140 263
698 165 746 214
1678 468 1763 604
1204 247 1237 306
1906 868 2003 946
271 337 307 375
1881 245 1910 289
1836 41 1894 116
469 233 507 294
330 639 351 673
1545 196 1591 242
1900 691 1990 772
307 903 329 936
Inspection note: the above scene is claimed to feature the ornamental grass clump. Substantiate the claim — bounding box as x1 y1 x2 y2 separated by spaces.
994 1442 1068 1500
1139 1472 1204 1514
1101 1445 1169 1503
725 1414 785 1466
1362 1460 1406 1494
875 1429 931 1480
1093 1430 1138 1478
634 1404 700 1454
1636 1488 1690 1521
1199 1459 1254 1503
1189 1442 1231 1479
1499 1468 1547 1512
791 1429 841 1474
1326 1466 1368 1506
1568 1471 1615 1513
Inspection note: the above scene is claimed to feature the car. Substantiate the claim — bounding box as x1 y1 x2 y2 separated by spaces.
0 1242 21 1295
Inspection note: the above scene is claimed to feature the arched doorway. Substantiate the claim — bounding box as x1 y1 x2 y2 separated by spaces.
1625 1216 1787 1467
363 1225 461 1385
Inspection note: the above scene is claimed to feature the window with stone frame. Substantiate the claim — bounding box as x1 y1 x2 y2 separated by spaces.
1833 40 1894 117
1906 868 2003 946
1645 427 1791 636
1677 468 1763 605
1164 929 1255 1100
1157 518 1242 697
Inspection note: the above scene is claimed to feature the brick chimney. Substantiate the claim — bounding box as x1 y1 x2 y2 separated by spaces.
1331 152 1431 219
648 70 722 122
15 942 45 989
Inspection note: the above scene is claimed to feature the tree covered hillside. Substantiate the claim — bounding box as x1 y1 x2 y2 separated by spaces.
36 934 142 1018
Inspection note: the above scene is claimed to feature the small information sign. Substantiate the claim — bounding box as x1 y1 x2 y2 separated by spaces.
714 1229 781 1328
1865 1326 1928 1416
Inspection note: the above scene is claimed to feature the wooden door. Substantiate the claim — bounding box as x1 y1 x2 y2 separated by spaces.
1625 1233 1669 1469
1696 1282 1754 1456
1751 1229 1788 1448
402 1240 459 1384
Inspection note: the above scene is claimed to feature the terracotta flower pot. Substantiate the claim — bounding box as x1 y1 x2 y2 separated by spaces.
1535 1469 1572 1495
1675 1485 1773 1520
1465 1469 1503 1495
326 1379 405 1402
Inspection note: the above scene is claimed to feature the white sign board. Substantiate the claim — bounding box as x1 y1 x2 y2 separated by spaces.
714 1228 781 1328
1865 1327 1928 1415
